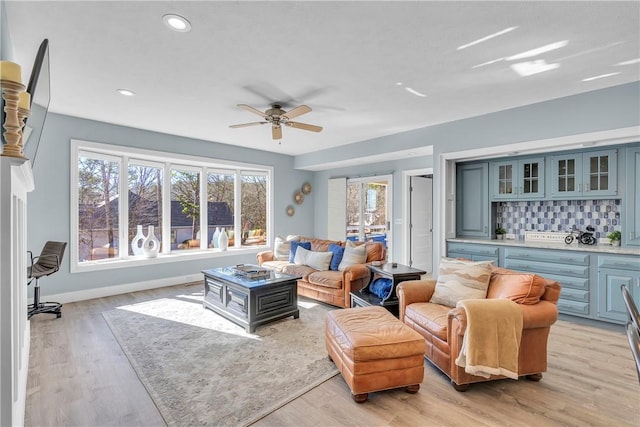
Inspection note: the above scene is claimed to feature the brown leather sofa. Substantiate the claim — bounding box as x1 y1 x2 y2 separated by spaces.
257 237 385 308
397 266 561 391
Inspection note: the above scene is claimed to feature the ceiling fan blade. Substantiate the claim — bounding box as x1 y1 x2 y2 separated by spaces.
229 122 267 128
272 125 282 140
285 121 323 133
237 104 267 118
282 105 311 120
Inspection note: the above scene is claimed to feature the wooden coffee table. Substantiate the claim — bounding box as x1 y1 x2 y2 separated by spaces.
350 263 426 316
202 266 300 332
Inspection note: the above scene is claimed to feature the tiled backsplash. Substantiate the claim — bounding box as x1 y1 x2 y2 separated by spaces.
495 199 621 239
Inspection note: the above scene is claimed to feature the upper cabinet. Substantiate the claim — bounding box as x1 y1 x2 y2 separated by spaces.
625 146 640 246
456 162 490 238
490 157 545 200
550 149 618 198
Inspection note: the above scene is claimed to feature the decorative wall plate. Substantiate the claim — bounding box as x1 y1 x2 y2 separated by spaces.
286 205 295 216
294 191 304 204
302 182 312 194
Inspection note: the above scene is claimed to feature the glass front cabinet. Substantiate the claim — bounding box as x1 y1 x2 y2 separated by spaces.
490 157 545 200
551 149 617 198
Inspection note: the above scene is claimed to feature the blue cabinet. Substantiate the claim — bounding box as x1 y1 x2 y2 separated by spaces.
625 146 640 246
490 157 545 200
504 247 591 318
447 242 500 265
597 255 640 323
550 149 618 198
456 162 489 238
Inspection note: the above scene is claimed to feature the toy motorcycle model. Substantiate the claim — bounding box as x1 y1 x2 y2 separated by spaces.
564 225 596 245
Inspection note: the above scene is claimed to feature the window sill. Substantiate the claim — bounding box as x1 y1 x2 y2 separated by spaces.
71 246 268 273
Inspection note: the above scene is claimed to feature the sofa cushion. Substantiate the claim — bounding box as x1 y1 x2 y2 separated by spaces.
294 247 333 271
487 267 547 305
282 264 317 281
289 241 311 263
328 243 345 271
299 237 341 253
261 260 292 272
338 243 367 271
405 302 450 342
308 270 344 289
430 259 493 307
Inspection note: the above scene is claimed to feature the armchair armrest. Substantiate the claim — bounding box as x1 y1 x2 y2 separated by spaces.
342 264 369 281
256 250 275 265
397 279 436 321
448 299 559 339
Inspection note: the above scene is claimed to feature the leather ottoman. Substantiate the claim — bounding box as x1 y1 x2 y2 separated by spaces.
325 306 425 402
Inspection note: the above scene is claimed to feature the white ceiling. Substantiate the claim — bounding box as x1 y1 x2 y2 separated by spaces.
5 1 640 156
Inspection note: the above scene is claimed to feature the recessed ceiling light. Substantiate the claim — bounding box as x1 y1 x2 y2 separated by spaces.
457 26 518 50
162 14 191 32
510 60 560 77
405 87 427 97
616 58 640 66
117 89 136 96
506 40 568 61
582 72 620 82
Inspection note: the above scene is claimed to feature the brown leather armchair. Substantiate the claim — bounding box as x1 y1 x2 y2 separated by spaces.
397 267 561 391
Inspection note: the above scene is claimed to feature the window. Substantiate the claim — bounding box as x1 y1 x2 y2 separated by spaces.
71 140 273 271
77 154 120 261
128 161 163 255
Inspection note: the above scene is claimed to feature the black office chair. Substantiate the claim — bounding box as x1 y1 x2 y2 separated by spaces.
27 241 67 319
622 284 640 383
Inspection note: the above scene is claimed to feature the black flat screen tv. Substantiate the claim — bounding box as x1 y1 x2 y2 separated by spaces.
22 38 50 168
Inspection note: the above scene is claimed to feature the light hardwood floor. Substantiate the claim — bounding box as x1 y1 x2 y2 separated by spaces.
25 283 639 427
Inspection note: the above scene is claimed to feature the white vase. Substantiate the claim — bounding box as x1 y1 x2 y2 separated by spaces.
212 227 221 249
142 225 160 258
218 227 228 251
131 224 146 256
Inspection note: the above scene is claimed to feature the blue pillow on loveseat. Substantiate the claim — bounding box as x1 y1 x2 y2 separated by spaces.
328 243 345 271
289 241 311 263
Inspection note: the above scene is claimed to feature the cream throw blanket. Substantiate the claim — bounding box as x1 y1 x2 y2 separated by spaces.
455 299 523 380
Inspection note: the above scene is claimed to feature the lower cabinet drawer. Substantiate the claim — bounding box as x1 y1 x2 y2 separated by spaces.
448 252 499 264
504 259 589 278
205 278 224 305
256 289 294 317
557 298 590 316
226 288 249 317
558 287 589 303
448 243 499 257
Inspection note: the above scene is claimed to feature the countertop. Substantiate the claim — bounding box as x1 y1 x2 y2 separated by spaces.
447 237 640 256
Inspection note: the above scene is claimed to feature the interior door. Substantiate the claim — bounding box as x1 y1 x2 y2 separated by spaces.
410 176 432 273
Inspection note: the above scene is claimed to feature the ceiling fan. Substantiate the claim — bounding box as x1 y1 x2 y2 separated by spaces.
229 104 323 140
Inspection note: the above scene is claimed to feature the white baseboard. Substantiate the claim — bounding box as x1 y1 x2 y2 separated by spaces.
28 273 204 305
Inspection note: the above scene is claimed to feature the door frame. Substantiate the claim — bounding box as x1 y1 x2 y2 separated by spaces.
401 168 433 267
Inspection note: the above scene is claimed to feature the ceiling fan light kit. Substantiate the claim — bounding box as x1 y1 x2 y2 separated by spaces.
230 103 323 140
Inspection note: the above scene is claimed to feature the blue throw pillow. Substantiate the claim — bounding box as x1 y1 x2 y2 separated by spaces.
289 241 311 263
328 243 345 271
369 278 393 299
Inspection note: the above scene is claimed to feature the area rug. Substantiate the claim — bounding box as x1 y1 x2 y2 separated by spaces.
102 286 338 427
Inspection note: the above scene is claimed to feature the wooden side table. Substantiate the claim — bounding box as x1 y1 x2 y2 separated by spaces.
350 263 426 316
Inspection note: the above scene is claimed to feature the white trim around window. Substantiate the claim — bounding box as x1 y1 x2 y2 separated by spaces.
70 139 274 273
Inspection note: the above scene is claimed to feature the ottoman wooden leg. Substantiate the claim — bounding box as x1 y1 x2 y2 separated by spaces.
405 384 420 394
352 393 368 403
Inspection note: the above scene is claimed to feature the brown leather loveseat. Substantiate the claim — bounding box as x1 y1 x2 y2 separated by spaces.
257 237 385 308
398 266 561 391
